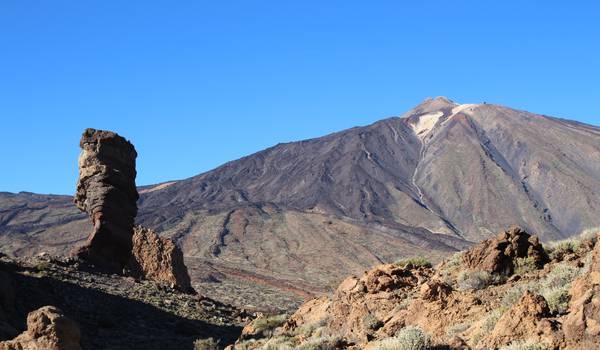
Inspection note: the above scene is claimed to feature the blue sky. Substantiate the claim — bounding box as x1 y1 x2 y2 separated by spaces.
1 1 599 195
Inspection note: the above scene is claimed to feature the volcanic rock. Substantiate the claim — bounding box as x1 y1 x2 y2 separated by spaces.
129 226 194 293
563 233 600 349
461 227 548 275
71 128 139 271
74 129 139 271
479 291 558 349
0 306 81 350
324 264 430 344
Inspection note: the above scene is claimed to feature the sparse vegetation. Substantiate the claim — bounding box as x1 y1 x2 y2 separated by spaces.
546 239 580 260
396 297 412 310
258 335 295 350
193 338 219 350
539 263 584 314
447 252 463 267
445 322 470 338
470 307 508 346
394 257 432 269
501 262 584 315
514 256 539 275
296 336 341 350
362 313 383 330
541 285 570 314
502 282 536 308
545 228 599 260
373 326 429 350
252 314 289 335
457 270 495 291
481 307 507 333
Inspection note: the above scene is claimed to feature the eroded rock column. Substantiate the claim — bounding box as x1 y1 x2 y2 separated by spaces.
72 128 139 271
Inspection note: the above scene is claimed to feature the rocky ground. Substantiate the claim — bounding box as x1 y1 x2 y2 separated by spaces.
0 253 248 349
234 227 600 349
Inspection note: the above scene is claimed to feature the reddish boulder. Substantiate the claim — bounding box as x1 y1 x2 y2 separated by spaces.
479 291 558 348
563 233 600 349
0 306 81 350
129 226 194 293
72 128 139 272
462 227 548 275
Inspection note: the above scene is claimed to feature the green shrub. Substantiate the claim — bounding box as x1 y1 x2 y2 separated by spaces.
296 336 341 350
457 270 495 291
579 227 600 242
502 263 583 315
289 323 318 337
253 314 288 334
499 340 548 350
446 252 463 268
514 256 539 274
194 338 219 350
546 239 580 260
482 307 507 333
259 335 295 350
394 257 432 269
373 326 429 350
362 313 383 330
541 285 570 314
469 307 507 346
445 322 470 338
542 263 582 289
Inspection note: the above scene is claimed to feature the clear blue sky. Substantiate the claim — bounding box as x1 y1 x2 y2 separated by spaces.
1 1 599 195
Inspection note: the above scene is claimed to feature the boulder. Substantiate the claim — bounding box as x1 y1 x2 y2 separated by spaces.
0 306 81 350
129 226 194 293
562 233 600 349
325 264 431 344
71 128 139 272
479 291 558 349
462 227 548 275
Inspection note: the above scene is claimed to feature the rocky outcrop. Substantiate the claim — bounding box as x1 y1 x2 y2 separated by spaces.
129 226 194 293
462 227 548 275
288 264 432 345
0 306 81 350
72 128 138 272
479 291 558 349
563 233 600 349
233 228 600 349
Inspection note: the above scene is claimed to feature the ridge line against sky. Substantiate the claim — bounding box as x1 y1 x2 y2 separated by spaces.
0 1 599 194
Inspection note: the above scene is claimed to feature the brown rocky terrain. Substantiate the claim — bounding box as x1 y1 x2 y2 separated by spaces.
235 227 600 349
1 98 600 311
0 253 245 349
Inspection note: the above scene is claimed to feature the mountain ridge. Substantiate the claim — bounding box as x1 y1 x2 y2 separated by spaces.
1 97 599 310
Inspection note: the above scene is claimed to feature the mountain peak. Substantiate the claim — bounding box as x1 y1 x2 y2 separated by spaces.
409 96 458 115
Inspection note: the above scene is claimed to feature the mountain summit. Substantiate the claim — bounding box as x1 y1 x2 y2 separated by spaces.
1 98 599 310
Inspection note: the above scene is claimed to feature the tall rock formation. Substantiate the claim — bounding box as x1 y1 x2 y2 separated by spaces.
72 128 139 271
70 128 194 291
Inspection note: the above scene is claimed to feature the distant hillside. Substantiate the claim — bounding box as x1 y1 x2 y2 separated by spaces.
2 97 600 310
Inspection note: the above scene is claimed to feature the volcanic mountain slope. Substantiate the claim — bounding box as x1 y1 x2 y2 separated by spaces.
2 97 600 310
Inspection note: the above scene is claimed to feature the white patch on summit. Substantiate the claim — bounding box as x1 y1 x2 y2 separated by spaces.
410 111 443 138
451 103 477 115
